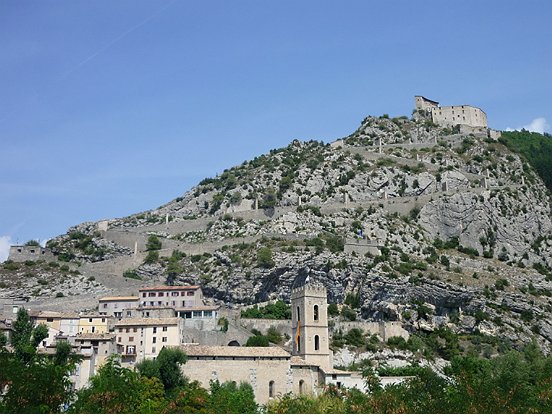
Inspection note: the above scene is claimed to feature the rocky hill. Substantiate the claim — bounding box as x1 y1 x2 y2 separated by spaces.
2 112 552 356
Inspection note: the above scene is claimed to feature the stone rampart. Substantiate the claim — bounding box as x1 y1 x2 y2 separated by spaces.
332 321 409 341
8 246 55 262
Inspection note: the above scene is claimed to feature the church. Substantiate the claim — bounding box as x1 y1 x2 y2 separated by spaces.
180 283 363 404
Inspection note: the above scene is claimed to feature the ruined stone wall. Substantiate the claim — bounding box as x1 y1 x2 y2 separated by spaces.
8 245 55 262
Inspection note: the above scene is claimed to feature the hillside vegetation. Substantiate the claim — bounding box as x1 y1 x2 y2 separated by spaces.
500 130 552 192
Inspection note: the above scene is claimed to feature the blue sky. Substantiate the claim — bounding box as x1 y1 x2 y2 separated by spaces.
1 0 551 260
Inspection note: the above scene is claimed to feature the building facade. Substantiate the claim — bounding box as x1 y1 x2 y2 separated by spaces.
139 285 203 308
415 95 488 128
98 296 139 318
114 317 181 364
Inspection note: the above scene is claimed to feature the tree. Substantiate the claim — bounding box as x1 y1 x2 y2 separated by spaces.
257 247 275 268
0 309 80 414
208 380 257 414
136 347 188 394
146 235 162 251
70 356 165 414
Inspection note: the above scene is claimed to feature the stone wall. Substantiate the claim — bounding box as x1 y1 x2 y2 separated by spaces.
240 318 293 337
332 321 409 341
8 245 55 262
431 105 487 128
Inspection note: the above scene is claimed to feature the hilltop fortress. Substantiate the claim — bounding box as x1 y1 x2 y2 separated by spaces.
415 95 488 128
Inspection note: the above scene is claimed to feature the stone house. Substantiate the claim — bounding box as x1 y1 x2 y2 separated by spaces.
78 314 110 334
98 296 139 318
114 317 181 365
139 285 203 308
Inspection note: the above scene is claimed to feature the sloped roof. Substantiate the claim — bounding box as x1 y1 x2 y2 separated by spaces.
181 345 290 358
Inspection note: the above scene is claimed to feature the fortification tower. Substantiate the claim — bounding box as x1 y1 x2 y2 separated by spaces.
291 283 331 370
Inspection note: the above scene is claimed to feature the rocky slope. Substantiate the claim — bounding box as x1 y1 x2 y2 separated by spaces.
2 113 552 356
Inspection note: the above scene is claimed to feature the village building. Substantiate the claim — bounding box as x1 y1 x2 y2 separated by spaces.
98 296 139 318
78 314 110 334
139 285 203 308
114 317 181 364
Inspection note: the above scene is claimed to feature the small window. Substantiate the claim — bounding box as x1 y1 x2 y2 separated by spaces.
313 305 319 321
119 328 122 333
269 381 275 398
172 292 179 297
118 337 122 342
89 318 93 323
129 337 134 342
152 337 157 343
162 337 167 343
162 326 167 332
47 318 54 322
187 291 194 296
102 318 105 322
152 347 156 353
159 292 164 297
103 303 108 308
314 335 320 351
299 380 304 395
133 328 137 332
126 328 130 333
153 327 157 333
142 293 146 298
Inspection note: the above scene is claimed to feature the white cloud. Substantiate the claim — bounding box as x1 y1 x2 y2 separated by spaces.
506 117 550 134
0 236 12 263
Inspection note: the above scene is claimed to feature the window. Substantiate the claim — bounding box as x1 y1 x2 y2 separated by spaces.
118 337 122 342
314 335 320 351
269 381 275 398
126 328 130 333
126 345 135 354
162 337 167 343
47 318 54 322
187 291 194 296
103 304 107 308
148 292 156 297
299 380 304 395
102 318 105 322
313 305 319 321
172 292 179 296
296 306 300 321
89 318 93 323
162 326 167 332
153 327 157 333
204 311 212 318
152 347 156 353
91 327 95 333
119 328 122 333
152 337 157 343
133 328 137 332
129 337 134 342
159 292 164 297
142 293 146 297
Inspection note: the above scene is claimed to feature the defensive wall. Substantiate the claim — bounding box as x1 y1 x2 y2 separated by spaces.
8 245 55 262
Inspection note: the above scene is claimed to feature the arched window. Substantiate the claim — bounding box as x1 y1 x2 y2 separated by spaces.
299 380 304 395
314 335 320 351
313 305 319 321
269 380 275 398
296 306 300 321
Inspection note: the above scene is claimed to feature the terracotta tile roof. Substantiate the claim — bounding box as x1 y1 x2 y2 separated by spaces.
114 317 180 326
139 285 200 292
75 332 116 341
290 356 321 367
99 296 139 302
181 345 290 358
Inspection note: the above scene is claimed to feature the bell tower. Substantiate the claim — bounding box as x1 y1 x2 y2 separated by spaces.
291 283 331 370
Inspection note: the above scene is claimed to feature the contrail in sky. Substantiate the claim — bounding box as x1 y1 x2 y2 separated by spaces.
61 0 177 78
0 0 176 124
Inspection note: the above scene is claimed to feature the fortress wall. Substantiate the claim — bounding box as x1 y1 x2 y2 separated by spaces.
240 318 293 338
8 246 55 262
332 321 409 341
431 105 487 128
